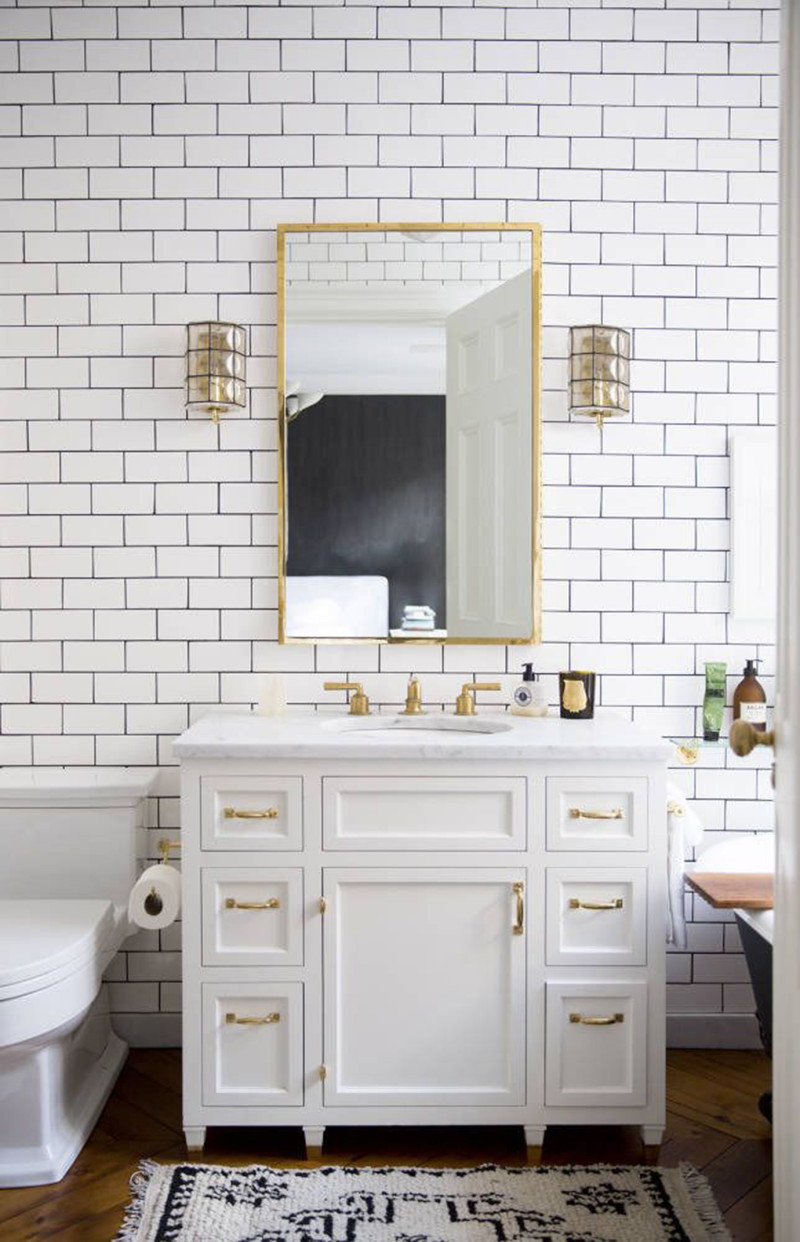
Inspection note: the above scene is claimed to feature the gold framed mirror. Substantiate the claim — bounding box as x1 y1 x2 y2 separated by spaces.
277 222 542 645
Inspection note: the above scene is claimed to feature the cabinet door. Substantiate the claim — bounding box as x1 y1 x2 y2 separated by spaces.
323 867 526 1107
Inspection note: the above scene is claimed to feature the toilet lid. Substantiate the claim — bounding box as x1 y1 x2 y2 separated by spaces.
0 899 115 989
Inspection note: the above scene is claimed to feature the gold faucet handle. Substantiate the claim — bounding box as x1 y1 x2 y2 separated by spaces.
323 681 371 716
400 674 425 716
454 681 502 716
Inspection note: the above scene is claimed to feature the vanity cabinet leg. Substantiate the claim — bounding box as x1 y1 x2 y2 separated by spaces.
524 1126 546 1164
184 1127 207 1154
304 1126 325 1159
640 1125 664 1155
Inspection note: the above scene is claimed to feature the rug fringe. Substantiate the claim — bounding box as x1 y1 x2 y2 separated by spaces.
113 1159 161 1242
680 1162 733 1241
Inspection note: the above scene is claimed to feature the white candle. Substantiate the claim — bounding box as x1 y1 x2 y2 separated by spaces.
256 673 286 716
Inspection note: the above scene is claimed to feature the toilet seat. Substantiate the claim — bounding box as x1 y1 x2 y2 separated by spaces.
0 900 115 1001
0 900 117 1049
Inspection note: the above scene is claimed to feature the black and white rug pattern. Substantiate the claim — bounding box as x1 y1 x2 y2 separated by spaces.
117 1161 731 1242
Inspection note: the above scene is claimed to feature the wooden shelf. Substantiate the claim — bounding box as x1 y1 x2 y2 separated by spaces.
686 872 774 911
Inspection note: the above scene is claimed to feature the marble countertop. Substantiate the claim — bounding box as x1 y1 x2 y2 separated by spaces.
173 710 672 763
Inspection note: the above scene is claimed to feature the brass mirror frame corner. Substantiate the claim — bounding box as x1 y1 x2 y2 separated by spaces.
275 221 543 647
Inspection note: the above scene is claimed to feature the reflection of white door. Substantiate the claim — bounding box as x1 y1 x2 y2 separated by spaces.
775 6 800 1234
323 868 526 1108
445 271 532 638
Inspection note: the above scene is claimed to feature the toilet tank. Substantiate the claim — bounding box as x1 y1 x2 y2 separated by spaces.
0 770 156 908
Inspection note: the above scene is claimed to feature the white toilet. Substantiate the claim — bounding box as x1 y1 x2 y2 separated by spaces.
0 767 155 1187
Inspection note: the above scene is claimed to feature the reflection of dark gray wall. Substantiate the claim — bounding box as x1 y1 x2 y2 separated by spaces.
287 394 446 630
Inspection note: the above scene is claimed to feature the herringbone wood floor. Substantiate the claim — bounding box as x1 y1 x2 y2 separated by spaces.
0 1048 772 1241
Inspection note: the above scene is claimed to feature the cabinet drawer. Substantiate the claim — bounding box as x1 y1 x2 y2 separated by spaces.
545 981 647 1107
201 775 303 850
546 868 647 966
323 776 526 850
202 982 303 1107
201 868 304 967
546 777 647 851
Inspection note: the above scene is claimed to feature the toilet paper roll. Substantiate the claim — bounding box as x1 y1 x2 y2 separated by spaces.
128 863 181 931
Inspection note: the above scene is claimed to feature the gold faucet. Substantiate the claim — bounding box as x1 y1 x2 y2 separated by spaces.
400 674 424 716
323 681 371 716
454 682 502 716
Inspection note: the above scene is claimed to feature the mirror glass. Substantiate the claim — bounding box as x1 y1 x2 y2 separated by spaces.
279 224 541 644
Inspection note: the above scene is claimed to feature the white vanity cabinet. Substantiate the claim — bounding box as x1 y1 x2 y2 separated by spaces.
175 713 670 1157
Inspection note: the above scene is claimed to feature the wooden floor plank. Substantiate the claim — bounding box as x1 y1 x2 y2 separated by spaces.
703 1138 774 1213
725 1175 774 1242
0 1048 773 1241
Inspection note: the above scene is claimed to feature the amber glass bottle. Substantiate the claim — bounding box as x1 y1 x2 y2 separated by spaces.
732 658 767 732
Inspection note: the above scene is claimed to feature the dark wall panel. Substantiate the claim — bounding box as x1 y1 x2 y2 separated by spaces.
287 394 446 630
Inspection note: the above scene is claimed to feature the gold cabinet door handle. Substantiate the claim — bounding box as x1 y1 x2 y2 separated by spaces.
512 881 524 935
568 807 624 820
225 1012 280 1025
224 897 280 910
568 897 624 911
569 1012 624 1025
223 806 279 820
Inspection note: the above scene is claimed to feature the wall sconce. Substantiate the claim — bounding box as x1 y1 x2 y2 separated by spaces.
568 325 631 430
185 321 247 423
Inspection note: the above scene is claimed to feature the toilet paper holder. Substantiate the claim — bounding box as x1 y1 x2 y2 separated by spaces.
158 838 180 865
140 840 181 919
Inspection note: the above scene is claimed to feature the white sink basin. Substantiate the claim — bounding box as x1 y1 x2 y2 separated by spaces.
322 715 513 736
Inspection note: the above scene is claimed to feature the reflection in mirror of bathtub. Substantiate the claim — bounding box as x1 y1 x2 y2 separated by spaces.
285 575 389 639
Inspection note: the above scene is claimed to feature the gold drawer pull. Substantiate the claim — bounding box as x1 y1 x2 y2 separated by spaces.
512 881 524 935
569 1012 624 1026
223 806 279 820
225 897 280 911
568 897 624 911
225 1012 280 1026
568 807 624 821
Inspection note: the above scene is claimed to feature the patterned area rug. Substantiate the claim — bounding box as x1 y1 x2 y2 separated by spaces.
117 1160 731 1241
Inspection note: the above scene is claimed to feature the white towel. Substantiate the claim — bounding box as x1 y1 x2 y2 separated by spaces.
666 781 705 949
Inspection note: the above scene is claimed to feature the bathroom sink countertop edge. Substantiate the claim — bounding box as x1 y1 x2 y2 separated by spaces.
173 711 673 761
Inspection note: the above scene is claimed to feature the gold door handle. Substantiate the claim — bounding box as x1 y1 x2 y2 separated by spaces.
512 881 524 935
224 897 280 910
568 807 624 821
225 1012 280 1025
569 1012 624 1025
729 720 775 757
223 806 279 820
568 897 624 911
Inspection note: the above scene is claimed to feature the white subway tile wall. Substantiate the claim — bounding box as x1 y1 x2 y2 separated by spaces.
0 0 777 1050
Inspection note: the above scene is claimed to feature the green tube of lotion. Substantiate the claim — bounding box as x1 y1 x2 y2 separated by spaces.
703 662 727 742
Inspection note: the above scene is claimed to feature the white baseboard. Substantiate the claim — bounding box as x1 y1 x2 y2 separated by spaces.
667 1013 764 1050
113 1014 182 1048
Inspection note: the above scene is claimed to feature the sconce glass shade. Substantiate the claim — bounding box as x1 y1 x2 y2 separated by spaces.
186 321 247 420
568 325 631 428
